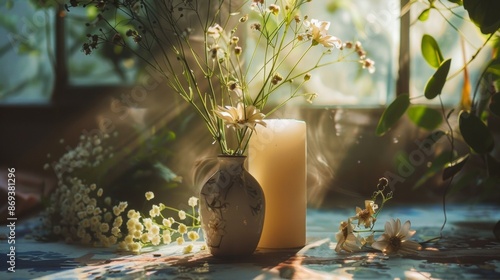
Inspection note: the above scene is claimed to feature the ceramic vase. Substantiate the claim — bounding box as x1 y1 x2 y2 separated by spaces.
199 155 265 257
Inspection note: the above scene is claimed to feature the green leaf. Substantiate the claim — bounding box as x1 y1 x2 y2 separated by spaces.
489 93 500 117
0 14 18 34
443 154 469 180
407 105 443 130
5 0 14 9
153 162 181 184
486 59 500 76
495 80 500 93
376 94 410 136
418 8 431 22
487 63 500 76
421 34 443 68
447 169 480 197
18 42 39 55
459 110 495 154
463 0 500 34
413 150 453 189
424 58 451 99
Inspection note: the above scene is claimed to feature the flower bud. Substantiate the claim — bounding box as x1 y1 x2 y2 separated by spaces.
269 4 280 15
234 46 242 55
239 15 248 22
271 73 283 85
251 23 261 31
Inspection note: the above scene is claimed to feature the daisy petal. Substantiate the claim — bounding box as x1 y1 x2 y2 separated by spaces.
401 220 411 236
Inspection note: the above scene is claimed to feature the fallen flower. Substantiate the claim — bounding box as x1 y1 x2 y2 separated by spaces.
335 221 363 253
354 200 378 228
371 218 421 255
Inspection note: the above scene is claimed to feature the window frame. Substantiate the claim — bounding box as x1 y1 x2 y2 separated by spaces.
1 1 411 108
0 3 135 109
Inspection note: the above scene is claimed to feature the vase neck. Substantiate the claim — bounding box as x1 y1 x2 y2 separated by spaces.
218 155 246 173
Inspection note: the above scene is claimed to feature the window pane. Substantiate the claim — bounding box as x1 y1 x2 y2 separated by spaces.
65 5 138 86
0 1 55 103
294 0 399 107
409 1 492 105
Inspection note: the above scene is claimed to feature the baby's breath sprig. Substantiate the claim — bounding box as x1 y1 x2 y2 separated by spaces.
39 131 202 253
38 176 128 247
118 192 201 253
38 123 203 253
39 182 202 253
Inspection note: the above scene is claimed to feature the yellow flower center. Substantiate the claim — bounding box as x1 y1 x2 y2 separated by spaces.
388 236 402 252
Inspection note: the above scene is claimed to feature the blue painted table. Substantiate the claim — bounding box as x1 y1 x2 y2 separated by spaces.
1 204 499 279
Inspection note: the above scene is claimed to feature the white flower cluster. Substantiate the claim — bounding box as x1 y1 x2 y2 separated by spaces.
41 182 201 253
44 133 115 181
117 194 201 253
41 177 128 247
40 131 202 253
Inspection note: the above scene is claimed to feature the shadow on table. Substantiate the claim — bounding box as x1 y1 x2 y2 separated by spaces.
153 247 304 279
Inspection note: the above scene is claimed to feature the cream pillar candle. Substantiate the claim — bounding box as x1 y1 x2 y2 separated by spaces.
248 119 307 249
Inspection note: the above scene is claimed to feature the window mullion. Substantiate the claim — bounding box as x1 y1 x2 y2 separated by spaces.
396 0 410 96
52 3 68 104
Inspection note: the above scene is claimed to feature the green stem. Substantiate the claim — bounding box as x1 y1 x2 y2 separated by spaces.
162 205 200 222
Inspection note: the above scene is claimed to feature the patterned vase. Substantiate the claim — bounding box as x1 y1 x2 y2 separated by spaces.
199 155 265 257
